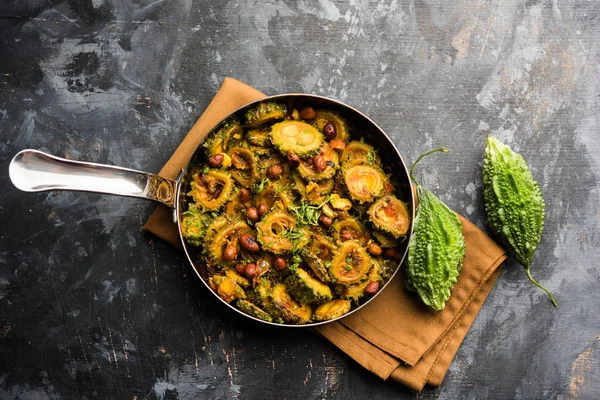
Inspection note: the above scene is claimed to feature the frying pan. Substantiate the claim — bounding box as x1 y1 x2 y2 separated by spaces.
9 94 415 327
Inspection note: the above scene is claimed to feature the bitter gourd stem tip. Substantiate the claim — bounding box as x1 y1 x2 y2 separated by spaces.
524 267 558 308
409 147 450 186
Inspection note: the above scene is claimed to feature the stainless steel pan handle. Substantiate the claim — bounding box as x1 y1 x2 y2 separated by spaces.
9 149 178 208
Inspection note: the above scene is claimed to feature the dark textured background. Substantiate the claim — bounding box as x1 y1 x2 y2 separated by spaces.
1 0 599 399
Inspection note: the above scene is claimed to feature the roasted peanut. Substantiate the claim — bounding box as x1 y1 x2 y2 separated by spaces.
208 153 224 168
318 214 333 228
300 107 317 120
235 263 246 275
239 234 260 252
287 152 300 167
367 242 383 256
274 257 287 271
382 248 397 259
223 245 238 261
365 281 380 295
246 207 259 222
244 263 258 279
257 203 269 217
323 122 336 140
266 163 284 179
339 227 357 242
239 188 252 203
313 155 327 172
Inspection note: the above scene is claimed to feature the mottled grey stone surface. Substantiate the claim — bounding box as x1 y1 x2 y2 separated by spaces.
1 0 599 399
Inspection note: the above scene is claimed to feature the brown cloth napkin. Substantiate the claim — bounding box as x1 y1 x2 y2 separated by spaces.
143 77 507 391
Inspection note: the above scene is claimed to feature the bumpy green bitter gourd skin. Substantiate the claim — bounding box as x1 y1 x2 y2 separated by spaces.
405 148 466 311
482 135 557 307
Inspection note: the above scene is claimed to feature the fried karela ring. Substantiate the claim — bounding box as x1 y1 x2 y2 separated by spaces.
245 102 287 127
306 179 334 205
227 147 258 187
329 240 371 285
270 120 324 157
340 141 379 168
313 299 352 321
236 299 273 322
188 170 235 211
340 259 382 301
269 283 312 324
300 234 336 282
255 210 309 254
285 268 332 305
296 143 339 181
224 190 252 218
246 128 270 146
180 207 211 247
203 117 244 157
255 182 295 210
313 110 350 142
205 219 252 263
332 217 371 247
343 165 385 204
210 275 246 303
368 195 410 238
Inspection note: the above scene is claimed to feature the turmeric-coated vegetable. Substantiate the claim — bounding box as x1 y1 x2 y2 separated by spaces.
482 135 557 307
405 148 465 311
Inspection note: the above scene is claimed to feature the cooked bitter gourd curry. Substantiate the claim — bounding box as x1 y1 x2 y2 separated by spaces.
180 102 411 324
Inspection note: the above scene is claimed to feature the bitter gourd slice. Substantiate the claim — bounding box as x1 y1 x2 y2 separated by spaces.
285 267 333 305
269 120 324 157
368 195 410 238
313 299 352 321
343 165 385 204
245 102 287 127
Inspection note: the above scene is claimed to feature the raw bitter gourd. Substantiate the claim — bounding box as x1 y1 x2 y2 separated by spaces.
482 135 557 307
405 148 466 311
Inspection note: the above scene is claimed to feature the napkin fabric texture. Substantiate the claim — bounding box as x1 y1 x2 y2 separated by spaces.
142 78 507 391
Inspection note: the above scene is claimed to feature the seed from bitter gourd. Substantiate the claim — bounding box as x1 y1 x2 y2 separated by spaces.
405 148 466 311
482 135 557 307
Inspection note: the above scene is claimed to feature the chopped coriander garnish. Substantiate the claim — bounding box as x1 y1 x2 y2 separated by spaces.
366 152 375 165
255 177 270 193
203 166 210 174
273 183 290 197
282 226 306 254
289 196 331 226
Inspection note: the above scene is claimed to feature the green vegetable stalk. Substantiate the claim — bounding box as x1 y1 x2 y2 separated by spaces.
482 135 558 307
405 148 466 311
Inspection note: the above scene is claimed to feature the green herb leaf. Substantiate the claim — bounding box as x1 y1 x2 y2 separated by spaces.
366 152 375 165
255 178 271 194
289 197 330 226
